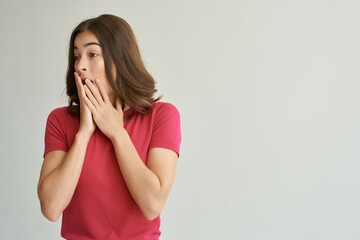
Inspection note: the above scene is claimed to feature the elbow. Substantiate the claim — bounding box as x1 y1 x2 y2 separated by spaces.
142 201 163 221
41 205 61 222
41 204 61 222
38 185 61 222
144 210 160 221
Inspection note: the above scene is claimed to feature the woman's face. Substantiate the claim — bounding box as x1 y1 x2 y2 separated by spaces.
74 30 115 102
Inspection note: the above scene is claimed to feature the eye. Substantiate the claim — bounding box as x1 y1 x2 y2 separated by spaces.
90 52 99 57
74 55 79 61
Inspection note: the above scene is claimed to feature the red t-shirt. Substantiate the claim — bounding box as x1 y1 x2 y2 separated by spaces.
43 102 181 240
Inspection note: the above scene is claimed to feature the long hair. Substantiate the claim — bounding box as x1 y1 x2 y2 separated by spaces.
65 14 161 118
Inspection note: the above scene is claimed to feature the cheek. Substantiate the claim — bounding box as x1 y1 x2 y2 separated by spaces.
93 58 113 94
93 59 106 74
106 82 113 95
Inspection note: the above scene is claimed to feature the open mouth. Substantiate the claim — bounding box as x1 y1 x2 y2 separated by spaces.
81 79 94 85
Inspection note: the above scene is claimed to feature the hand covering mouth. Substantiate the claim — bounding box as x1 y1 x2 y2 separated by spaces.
81 78 94 85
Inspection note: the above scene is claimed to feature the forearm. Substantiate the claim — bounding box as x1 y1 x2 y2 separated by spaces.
110 130 165 220
38 132 91 221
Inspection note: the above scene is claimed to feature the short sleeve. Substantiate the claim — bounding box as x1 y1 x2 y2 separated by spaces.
149 103 181 157
43 108 69 158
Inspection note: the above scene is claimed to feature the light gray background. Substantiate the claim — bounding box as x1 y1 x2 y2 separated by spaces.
1 0 359 239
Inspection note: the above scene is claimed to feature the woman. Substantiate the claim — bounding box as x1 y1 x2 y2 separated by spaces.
37 14 181 240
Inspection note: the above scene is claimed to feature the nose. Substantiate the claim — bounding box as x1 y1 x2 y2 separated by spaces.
75 56 88 73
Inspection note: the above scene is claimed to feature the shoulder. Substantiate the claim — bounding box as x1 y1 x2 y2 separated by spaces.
149 102 181 129
48 106 68 116
151 102 180 117
46 106 76 124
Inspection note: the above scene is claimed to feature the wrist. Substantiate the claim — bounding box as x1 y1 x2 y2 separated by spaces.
76 131 92 143
109 128 128 144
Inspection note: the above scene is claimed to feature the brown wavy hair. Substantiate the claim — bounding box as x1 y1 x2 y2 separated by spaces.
65 14 161 118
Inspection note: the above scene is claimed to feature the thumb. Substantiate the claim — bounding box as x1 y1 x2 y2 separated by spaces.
115 97 123 111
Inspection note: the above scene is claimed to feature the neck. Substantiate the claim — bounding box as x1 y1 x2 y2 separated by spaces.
109 95 130 111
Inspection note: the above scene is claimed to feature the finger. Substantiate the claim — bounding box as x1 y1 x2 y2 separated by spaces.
85 79 104 105
83 95 96 113
84 84 100 109
95 79 110 103
74 72 85 100
74 72 82 89
74 72 80 90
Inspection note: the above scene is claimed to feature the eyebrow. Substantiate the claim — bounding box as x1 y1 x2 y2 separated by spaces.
74 42 100 50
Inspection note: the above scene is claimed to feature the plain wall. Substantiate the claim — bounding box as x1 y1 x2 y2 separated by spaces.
0 0 359 239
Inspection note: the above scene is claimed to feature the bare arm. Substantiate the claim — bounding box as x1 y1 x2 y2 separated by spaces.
38 72 96 221
37 132 91 222
110 130 178 221
79 74 179 220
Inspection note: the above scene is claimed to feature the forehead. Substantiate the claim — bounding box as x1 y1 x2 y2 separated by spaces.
74 30 99 49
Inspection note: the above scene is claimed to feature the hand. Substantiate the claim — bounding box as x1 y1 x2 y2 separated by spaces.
82 78 124 140
74 72 96 137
